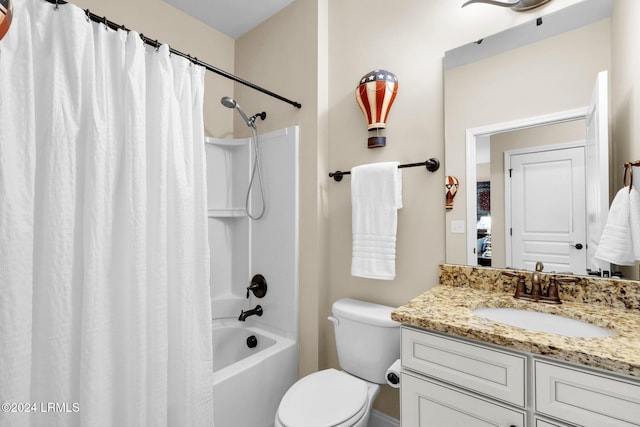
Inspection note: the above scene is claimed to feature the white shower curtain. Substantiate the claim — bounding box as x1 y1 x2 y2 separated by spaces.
0 1 213 426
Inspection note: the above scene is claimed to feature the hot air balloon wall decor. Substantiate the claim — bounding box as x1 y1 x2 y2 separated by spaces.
445 176 460 210
355 70 398 149
0 0 13 41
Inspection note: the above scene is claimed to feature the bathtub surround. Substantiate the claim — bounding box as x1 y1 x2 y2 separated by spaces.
206 126 299 336
207 126 299 426
0 1 212 426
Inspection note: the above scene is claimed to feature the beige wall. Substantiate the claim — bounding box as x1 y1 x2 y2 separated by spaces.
445 19 611 266
70 0 235 138
477 163 491 182
612 0 640 280
612 0 640 188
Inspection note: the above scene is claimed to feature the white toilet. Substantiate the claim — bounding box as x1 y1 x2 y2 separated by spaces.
275 298 400 427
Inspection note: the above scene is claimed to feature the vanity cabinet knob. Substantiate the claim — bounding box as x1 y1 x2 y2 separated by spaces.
570 242 584 250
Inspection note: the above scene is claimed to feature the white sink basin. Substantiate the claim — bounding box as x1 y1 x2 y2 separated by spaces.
472 307 614 338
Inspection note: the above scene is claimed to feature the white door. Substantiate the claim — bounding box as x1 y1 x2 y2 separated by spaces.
507 146 587 274
585 70 610 271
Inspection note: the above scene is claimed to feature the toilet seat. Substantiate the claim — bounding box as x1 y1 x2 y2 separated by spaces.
277 369 369 427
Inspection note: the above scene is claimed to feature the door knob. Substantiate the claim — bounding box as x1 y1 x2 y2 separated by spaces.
570 243 583 250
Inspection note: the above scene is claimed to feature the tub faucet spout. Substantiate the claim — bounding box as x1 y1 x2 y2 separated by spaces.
238 305 263 321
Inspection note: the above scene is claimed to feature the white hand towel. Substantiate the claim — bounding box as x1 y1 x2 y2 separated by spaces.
630 185 640 261
594 186 636 266
351 162 402 280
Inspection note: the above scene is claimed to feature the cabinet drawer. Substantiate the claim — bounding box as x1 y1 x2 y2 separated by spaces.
535 360 640 426
402 327 526 406
401 372 526 427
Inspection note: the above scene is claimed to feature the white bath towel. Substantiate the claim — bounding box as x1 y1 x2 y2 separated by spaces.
630 185 640 260
594 184 640 266
351 162 403 280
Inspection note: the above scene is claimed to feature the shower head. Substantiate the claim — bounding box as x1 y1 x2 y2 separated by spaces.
220 96 237 109
220 96 266 128
221 96 251 126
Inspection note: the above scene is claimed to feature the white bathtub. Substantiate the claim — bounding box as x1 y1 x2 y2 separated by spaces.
212 319 297 427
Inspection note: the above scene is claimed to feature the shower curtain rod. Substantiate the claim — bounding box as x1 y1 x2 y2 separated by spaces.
44 0 302 109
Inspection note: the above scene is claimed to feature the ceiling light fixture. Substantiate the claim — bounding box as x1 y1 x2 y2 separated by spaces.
462 0 553 12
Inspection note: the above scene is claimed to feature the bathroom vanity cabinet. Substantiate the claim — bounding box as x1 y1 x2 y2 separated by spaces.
400 327 640 427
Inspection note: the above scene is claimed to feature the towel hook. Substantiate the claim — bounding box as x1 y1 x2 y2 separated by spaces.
624 161 637 193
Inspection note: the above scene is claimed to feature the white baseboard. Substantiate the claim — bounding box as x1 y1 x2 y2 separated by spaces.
368 410 400 427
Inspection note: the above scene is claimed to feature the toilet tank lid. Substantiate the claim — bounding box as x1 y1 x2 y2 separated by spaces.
332 298 400 328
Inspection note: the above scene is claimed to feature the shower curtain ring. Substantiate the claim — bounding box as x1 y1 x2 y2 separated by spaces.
85 9 91 22
154 40 160 51
102 16 108 29
54 0 59 11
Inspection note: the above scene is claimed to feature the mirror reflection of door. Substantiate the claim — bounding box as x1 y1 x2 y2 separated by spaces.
467 72 609 273
506 145 587 274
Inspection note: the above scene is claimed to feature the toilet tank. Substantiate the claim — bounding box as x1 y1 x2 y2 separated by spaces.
330 298 400 384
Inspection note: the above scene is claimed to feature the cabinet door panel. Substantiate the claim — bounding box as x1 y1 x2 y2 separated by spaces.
535 361 640 426
402 372 525 427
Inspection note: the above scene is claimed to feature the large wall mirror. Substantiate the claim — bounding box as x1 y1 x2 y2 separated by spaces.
443 0 636 279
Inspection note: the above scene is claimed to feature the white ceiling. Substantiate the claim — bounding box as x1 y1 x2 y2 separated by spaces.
163 0 295 39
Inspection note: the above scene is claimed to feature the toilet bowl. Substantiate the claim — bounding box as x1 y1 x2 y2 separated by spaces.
274 299 400 427
274 369 379 427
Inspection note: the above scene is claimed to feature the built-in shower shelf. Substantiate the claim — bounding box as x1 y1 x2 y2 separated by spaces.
208 208 246 218
205 136 247 147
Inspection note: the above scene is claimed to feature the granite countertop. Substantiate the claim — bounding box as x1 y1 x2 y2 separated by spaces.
391 265 640 378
